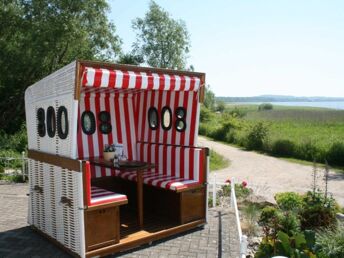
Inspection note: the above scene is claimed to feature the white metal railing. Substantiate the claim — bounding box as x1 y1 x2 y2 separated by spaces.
0 151 28 181
210 175 248 258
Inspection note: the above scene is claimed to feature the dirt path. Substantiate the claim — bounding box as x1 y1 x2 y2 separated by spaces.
199 137 344 206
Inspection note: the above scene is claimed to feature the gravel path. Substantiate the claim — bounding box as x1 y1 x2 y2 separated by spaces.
199 137 344 206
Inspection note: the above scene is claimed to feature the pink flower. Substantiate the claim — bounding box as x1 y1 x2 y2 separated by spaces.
242 181 247 187
225 179 231 184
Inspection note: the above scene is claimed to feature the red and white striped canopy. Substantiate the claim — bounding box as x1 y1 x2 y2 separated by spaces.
81 67 201 91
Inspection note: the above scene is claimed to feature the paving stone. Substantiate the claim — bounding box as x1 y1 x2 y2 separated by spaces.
0 183 240 257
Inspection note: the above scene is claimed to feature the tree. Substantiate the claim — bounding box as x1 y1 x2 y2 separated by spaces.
0 0 121 134
203 85 215 111
132 1 190 69
117 53 144 65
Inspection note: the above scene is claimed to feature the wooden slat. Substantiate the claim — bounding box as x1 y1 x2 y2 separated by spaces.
28 149 81 172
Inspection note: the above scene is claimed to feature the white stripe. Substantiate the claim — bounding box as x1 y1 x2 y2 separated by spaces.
174 75 181 91
151 92 159 141
185 92 193 146
159 91 167 143
144 143 148 162
193 98 201 146
175 91 184 144
167 146 172 176
170 180 199 191
175 147 180 178
144 91 152 142
137 92 144 141
184 76 191 91
100 69 110 87
159 144 164 174
152 73 160 89
115 70 123 88
164 74 170 90
140 72 148 89
167 92 175 144
118 96 128 157
109 93 118 144
194 150 199 182
128 71 136 88
86 68 95 86
194 78 201 90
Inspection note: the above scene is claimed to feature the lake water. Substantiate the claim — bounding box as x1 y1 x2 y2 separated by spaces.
229 101 344 110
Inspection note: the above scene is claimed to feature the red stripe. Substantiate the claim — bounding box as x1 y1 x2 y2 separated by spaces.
163 92 171 143
189 149 194 180
77 106 84 158
189 76 196 91
93 69 102 87
159 74 165 90
108 70 116 88
179 75 186 91
85 161 91 206
123 96 133 160
147 91 155 144
122 71 130 89
135 71 142 89
147 72 154 90
155 92 163 143
170 75 176 91
82 69 88 86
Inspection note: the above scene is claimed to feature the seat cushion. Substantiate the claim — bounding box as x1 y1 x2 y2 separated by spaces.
90 186 127 206
118 170 200 191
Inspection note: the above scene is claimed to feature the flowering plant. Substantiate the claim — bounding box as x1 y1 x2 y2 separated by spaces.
242 181 247 188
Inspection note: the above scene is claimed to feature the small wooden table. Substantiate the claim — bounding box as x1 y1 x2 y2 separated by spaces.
88 158 155 228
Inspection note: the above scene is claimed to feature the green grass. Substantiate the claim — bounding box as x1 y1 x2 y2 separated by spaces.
200 104 344 167
209 149 230 171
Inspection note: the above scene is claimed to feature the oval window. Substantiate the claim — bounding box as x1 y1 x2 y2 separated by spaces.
81 111 96 135
161 106 172 130
98 111 110 122
57 106 69 139
175 107 186 119
37 108 46 137
46 106 56 138
148 107 159 130
175 120 186 132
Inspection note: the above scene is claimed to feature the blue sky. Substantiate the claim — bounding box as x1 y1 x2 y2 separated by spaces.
109 0 343 97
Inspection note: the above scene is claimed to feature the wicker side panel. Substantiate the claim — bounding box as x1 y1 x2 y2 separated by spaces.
28 159 45 231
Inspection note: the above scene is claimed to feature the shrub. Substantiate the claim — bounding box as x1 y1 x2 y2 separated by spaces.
278 212 300 236
316 222 344 258
258 103 273 111
296 141 320 161
200 106 214 123
327 142 344 166
245 122 269 150
300 191 338 230
275 192 303 212
259 206 281 238
271 139 296 157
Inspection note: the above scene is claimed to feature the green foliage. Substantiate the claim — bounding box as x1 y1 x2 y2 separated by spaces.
215 101 226 113
117 53 143 65
258 103 273 111
275 192 303 212
315 223 344 258
0 0 121 133
132 1 189 69
327 142 344 166
209 150 229 171
220 183 251 200
199 106 214 123
272 139 296 157
256 230 317 258
296 141 320 162
300 191 338 230
245 122 269 151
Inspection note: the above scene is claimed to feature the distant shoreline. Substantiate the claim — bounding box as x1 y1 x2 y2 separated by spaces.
224 101 344 110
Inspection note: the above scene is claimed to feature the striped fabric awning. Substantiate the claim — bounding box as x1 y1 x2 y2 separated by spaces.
81 67 201 91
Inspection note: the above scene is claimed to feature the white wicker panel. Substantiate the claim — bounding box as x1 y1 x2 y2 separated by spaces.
43 163 52 236
28 159 35 225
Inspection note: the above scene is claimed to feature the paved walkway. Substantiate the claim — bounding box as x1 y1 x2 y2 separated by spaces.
0 183 240 258
199 137 344 206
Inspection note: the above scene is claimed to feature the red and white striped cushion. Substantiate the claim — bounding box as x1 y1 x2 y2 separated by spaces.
90 186 127 205
119 170 199 191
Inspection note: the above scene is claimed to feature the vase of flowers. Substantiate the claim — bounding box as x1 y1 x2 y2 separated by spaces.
103 144 116 161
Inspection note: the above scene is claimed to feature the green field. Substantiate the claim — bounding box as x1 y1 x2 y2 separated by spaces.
200 104 344 168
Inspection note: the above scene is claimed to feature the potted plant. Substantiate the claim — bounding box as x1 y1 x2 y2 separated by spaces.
103 144 116 161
